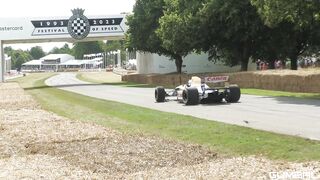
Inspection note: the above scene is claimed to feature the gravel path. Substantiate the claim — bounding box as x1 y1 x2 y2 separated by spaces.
0 82 319 179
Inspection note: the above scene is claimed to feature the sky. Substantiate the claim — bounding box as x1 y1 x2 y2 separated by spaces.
0 0 136 52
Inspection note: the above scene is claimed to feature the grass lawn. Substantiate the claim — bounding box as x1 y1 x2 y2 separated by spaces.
241 88 320 99
76 71 122 83
10 73 320 162
76 72 153 88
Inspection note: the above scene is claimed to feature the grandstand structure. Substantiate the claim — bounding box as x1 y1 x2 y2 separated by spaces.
22 53 104 72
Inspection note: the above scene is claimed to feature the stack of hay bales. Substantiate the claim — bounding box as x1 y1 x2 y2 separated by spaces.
248 70 320 93
122 69 320 93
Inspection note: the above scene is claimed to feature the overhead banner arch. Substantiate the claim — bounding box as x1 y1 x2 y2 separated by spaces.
0 8 128 82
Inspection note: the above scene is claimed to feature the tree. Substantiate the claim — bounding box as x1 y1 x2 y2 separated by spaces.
49 47 62 54
49 43 73 54
4 46 13 55
10 50 32 70
103 40 121 52
249 21 300 69
156 0 205 73
29 46 46 59
199 0 269 71
251 0 320 70
126 0 185 73
4 47 32 70
250 0 320 27
103 40 127 62
72 41 104 59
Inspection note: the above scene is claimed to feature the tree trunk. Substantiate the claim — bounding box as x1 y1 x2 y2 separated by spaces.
240 44 250 71
289 48 300 70
289 35 304 70
240 59 249 71
174 55 183 74
290 58 298 70
240 51 249 71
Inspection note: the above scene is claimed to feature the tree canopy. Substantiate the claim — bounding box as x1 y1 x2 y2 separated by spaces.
126 0 166 54
8 49 32 70
29 46 46 59
251 0 320 69
49 43 73 54
126 0 190 73
156 0 205 72
251 0 320 28
127 0 320 72
198 0 269 71
72 41 104 59
4 46 32 70
103 40 122 52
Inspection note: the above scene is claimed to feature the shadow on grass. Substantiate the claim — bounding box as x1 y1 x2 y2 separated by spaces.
103 82 154 88
243 93 320 100
258 96 320 107
242 89 320 100
24 82 154 91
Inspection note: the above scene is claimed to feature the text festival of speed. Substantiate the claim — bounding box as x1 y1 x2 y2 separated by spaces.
35 18 120 34
37 19 117 27
36 26 119 33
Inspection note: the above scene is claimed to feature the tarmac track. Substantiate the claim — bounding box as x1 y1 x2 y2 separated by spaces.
45 73 320 140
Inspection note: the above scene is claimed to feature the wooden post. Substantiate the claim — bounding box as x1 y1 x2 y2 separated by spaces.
0 40 4 82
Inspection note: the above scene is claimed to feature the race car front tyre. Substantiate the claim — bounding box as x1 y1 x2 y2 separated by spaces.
225 85 241 103
155 86 166 102
182 88 199 105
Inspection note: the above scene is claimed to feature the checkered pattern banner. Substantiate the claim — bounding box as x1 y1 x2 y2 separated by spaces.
71 18 87 36
31 16 124 37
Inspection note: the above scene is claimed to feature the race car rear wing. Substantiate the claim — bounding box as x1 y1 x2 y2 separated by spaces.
204 76 229 83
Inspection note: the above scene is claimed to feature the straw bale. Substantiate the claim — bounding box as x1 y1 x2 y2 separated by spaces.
123 68 320 92
126 156 320 179
0 83 39 110
0 155 102 179
0 107 217 178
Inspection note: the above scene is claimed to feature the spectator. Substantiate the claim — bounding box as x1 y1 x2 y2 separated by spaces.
256 59 261 70
315 59 320 67
275 60 283 69
260 61 268 70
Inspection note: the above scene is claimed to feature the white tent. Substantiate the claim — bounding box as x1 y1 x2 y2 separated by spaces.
60 60 84 66
23 60 42 66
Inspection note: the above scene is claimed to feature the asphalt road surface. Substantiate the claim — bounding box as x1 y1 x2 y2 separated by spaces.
45 73 320 140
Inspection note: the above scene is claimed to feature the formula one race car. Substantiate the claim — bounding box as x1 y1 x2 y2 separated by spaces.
155 76 240 105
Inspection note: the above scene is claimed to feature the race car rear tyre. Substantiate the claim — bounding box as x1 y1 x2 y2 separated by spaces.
155 86 166 102
182 88 199 105
225 85 241 103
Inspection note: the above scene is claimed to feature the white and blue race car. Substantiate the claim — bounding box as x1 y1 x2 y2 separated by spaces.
155 76 240 105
